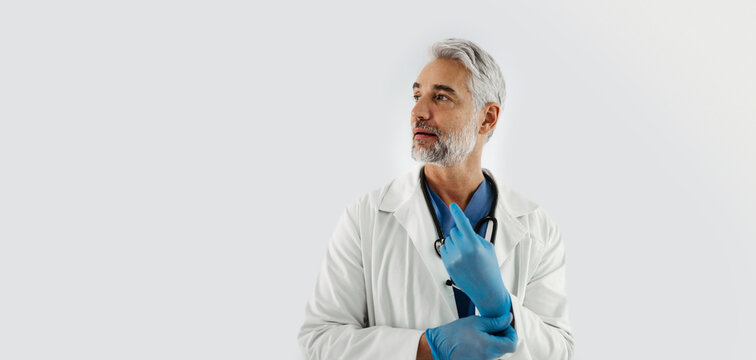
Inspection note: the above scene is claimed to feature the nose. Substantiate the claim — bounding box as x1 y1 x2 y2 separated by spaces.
411 95 430 124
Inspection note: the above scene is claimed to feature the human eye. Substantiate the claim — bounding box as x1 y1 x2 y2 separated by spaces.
413 94 420 102
435 94 448 101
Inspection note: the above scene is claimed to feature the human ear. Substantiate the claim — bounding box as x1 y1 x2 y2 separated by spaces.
479 102 500 135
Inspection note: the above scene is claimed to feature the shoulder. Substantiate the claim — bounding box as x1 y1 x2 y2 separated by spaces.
344 165 422 216
485 168 561 246
523 206 562 245
331 168 418 247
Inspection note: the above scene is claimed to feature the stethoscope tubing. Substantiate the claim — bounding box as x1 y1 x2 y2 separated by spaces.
419 166 499 258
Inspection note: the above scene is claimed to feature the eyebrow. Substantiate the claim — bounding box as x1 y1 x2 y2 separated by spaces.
412 82 457 95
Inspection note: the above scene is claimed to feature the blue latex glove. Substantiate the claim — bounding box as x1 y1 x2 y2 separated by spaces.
440 203 512 318
425 313 517 360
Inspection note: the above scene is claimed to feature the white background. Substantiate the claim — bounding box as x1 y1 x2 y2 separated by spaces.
1 1 755 359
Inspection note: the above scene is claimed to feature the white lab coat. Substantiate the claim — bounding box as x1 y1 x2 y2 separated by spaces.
299 165 574 359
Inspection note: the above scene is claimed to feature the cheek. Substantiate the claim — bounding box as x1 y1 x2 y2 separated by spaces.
437 100 457 110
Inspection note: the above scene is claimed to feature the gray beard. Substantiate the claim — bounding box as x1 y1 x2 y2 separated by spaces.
411 118 478 167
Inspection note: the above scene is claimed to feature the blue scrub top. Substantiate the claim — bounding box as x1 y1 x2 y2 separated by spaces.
425 175 494 318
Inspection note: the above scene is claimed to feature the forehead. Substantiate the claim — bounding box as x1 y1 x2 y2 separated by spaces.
414 58 471 95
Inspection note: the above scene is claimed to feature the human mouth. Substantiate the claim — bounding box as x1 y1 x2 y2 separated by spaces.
414 133 437 141
414 127 438 141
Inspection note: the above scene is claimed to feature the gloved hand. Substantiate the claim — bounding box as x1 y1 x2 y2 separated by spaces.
440 203 512 318
425 313 517 360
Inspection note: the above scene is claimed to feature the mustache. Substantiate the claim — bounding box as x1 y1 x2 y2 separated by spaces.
413 121 441 136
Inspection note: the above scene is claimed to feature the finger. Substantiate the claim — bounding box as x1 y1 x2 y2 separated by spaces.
444 230 456 249
449 203 476 237
449 227 463 246
486 326 518 354
501 325 518 344
477 313 513 333
498 325 518 349
440 239 456 260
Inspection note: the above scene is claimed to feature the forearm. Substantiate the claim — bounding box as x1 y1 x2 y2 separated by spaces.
475 288 511 318
510 294 573 360
507 210 574 359
300 322 425 360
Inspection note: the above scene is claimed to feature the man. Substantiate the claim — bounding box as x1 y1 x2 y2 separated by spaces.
299 38 574 360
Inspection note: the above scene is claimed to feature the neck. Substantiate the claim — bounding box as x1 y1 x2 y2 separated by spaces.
424 156 484 211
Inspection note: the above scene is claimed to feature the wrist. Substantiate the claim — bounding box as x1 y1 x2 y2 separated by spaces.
477 294 511 318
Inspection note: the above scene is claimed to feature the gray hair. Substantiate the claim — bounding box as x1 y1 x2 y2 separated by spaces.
431 38 506 141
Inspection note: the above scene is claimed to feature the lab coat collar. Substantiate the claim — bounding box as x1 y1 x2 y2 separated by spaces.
377 164 538 314
378 164 538 218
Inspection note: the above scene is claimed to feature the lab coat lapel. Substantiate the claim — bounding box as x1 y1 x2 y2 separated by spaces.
492 199 529 268
381 166 458 316
482 168 535 268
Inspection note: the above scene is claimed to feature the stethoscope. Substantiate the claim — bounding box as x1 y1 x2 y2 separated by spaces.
419 166 499 259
